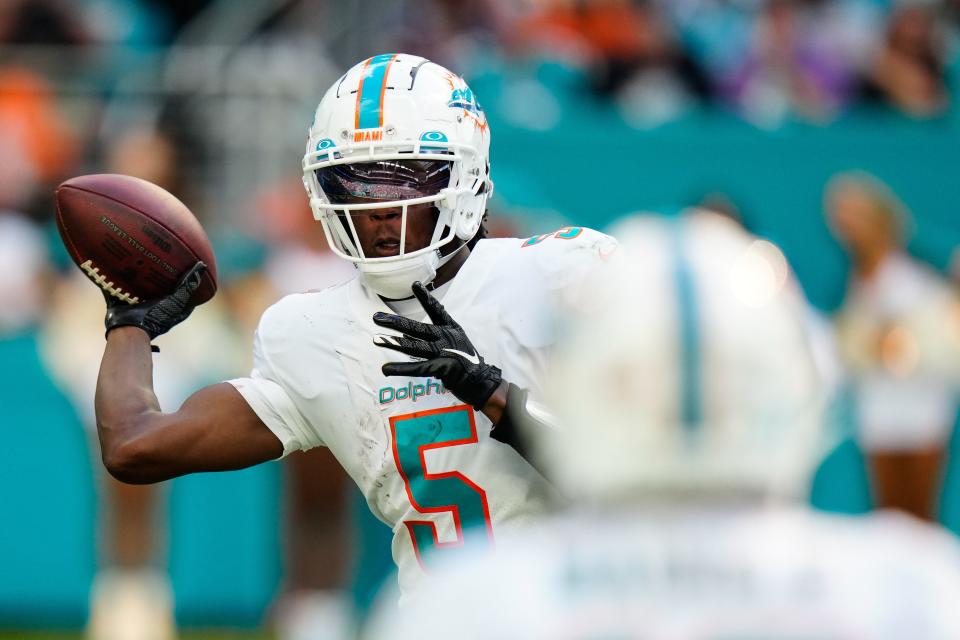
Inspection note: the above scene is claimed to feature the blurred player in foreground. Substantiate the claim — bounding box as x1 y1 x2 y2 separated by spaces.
92 53 615 614
372 211 960 639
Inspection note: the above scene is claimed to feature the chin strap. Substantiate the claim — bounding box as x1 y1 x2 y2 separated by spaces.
435 240 468 269
427 240 471 289
399 242 467 296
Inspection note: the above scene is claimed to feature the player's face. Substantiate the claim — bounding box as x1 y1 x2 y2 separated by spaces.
316 159 450 259
826 185 894 253
347 201 440 258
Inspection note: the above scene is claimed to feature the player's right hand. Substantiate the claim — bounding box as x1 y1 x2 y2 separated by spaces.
104 262 207 341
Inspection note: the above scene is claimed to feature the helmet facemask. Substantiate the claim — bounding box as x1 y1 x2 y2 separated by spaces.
314 159 453 261
303 139 489 298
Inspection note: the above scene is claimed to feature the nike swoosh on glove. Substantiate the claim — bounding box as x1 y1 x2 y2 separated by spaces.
104 262 207 342
373 281 502 411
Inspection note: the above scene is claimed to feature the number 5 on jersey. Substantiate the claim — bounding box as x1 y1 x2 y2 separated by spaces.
390 405 494 569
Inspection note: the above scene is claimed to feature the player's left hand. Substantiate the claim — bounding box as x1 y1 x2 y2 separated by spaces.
373 281 503 411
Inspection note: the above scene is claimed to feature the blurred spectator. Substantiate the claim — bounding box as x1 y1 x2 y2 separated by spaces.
654 0 765 84
0 67 79 217
102 128 180 195
388 0 510 72
825 171 960 521
946 0 960 30
508 0 600 64
0 0 88 46
0 0 179 51
0 212 51 334
858 3 950 118
0 210 97 629
42 127 244 640
0 1 89 180
719 0 860 125
517 0 710 126
609 0 711 126
80 0 172 48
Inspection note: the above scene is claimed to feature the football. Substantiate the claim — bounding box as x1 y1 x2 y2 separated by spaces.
54 174 218 305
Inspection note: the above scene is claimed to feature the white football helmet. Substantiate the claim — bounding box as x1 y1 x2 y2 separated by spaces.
541 211 828 501
302 53 492 299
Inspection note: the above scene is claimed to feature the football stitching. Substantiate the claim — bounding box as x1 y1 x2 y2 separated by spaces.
80 259 140 304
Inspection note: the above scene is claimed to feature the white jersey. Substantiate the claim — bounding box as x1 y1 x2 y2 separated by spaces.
228 228 616 595
836 252 960 451
373 506 960 639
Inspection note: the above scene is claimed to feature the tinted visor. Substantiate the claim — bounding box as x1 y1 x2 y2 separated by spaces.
316 159 452 205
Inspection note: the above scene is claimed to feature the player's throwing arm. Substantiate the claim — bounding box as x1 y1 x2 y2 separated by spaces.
55 174 284 483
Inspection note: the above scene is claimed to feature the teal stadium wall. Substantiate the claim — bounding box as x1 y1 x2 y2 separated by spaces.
0 330 282 629
4 62 960 627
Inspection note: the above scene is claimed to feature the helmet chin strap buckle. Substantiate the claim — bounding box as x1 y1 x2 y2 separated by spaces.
425 249 448 291
440 187 457 211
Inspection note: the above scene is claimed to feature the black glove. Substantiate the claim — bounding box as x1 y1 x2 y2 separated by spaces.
104 262 207 341
373 281 502 411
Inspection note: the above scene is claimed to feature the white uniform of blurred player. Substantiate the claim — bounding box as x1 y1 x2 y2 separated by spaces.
371 211 960 639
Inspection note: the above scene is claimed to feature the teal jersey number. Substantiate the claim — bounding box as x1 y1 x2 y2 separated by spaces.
390 405 494 569
522 226 583 247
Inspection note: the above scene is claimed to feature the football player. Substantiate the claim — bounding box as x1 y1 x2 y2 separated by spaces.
93 54 616 599
371 211 960 638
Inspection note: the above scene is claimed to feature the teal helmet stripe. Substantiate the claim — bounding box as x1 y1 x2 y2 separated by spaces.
670 218 703 433
356 53 398 130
